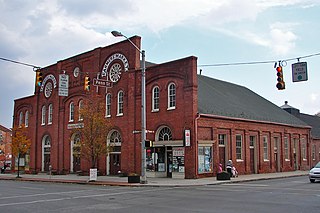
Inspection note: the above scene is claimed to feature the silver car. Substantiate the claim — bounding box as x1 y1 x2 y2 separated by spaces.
309 161 320 183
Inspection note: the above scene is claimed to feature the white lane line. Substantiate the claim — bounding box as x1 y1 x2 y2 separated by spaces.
20 186 44 190
0 188 169 207
225 184 269 187
0 189 95 200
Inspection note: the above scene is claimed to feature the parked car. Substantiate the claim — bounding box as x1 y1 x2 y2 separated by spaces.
309 161 320 183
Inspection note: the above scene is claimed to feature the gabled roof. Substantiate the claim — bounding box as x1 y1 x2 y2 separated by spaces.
280 102 320 139
299 114 320 139
197 75 309 127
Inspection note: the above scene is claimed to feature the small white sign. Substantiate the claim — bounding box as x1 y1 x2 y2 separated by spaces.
184 130 191 147
59 74 69 96
292 62 308 82
89 168 97 181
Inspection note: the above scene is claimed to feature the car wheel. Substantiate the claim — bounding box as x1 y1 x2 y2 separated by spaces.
310 179 315 183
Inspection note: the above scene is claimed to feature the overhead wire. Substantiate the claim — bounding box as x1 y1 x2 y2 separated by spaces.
198 52 320 68
1 52 320 70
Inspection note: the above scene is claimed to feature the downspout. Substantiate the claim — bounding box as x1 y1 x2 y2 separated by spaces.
194 113 201 177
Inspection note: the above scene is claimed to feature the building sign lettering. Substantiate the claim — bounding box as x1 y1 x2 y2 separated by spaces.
101 53 129 78
40 74 57 92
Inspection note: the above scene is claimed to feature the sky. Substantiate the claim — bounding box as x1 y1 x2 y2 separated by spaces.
1 0 320 128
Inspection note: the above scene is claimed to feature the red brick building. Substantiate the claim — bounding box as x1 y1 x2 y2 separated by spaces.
281 101 320 167
13 37 311 179
0 124 12 170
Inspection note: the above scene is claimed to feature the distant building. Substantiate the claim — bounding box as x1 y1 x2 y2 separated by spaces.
13 37 311 179
0 124 12 170
281 101 320 166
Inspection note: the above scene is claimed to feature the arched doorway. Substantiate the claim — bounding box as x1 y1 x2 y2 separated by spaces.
70 133 81 173
107 130 122 175
42 135 51 172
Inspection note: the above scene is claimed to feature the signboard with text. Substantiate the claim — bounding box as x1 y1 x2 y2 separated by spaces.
93 78 113 88
292 62 308 82
58 74 69 96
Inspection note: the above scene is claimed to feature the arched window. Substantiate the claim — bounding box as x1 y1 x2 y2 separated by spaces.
106 93 111 117
152 86 160 112
48 104 53 124
157 126 173 141
78 100 83 121
19 111 23 126
168 83 176 110
69 102 74 122
41 105 46 125
117 90 123 116
25 111 29 127
108 130 122 152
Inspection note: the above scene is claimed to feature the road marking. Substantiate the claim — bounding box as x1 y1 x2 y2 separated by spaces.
0 189 95 200
0 188 169 207
226 183 269 187
20 186 44 190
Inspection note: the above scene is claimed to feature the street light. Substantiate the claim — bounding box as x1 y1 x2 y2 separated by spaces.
111 31 147 184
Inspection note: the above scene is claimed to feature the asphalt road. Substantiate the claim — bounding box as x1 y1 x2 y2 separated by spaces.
0 176 318 213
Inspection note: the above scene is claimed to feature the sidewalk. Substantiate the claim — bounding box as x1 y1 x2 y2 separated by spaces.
0 171 308 187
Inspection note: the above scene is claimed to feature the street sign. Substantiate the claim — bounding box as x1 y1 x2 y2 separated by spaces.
58 74 69 96
292 62 308 82
93 78 113 88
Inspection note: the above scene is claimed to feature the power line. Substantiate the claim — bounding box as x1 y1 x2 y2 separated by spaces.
0 57 40 70
198 52 320 67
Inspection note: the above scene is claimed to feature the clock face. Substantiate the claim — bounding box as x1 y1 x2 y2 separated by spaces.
73 67 80 78
44 82 53 98
109 63 122 83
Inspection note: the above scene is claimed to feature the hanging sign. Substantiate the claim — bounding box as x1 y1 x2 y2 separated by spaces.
292 62 308 82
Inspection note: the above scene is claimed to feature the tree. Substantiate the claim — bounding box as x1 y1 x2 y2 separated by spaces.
72 96 111 171
11 124 31 178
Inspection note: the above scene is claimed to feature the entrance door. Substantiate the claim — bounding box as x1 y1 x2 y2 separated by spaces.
109 154 121 175
219 147 226 170
73 154 81 172
43 154 50 172
167 147 172 178
250 147 254 173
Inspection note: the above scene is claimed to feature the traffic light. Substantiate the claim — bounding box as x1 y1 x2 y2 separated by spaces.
36 70 43 86
84 75 90 91
276 66 285 90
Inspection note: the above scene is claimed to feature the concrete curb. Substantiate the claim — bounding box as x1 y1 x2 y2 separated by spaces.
0 172 308 187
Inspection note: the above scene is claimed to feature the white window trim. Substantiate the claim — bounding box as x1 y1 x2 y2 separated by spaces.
235 134 243 160
69 102 74 122
117 91 123 116
167 83 176 110
41 106 46 125
78 100 83 121
152 86 160 112
25 111 29 127
105 94 111 118
263 136 269 161
48 104 53 125
19 111 23 126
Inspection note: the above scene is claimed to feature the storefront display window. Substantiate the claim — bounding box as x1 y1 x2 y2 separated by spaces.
172 147 185 173
198 146 212 174
146 147 165 172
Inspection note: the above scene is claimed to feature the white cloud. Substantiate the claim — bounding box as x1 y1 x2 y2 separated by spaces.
269 24 297 55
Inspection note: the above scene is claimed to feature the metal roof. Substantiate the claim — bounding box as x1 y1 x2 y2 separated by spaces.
197 75 309 127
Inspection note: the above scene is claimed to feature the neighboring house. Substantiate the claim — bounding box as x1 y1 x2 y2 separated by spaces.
13 37 311 179
281 101 320 166
0 124 12 170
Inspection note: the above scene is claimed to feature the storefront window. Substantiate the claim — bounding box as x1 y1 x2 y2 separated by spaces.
172 147 185 173
146 147 165 172
198 146 212 174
